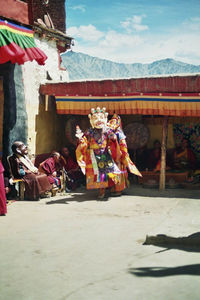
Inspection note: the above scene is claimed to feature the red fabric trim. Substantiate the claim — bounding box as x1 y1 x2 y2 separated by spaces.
0 42 47 65
20 47 47 65
55 92 200 97
0 42 24 64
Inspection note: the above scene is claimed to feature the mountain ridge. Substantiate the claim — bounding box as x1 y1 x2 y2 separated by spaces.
61 51 200 81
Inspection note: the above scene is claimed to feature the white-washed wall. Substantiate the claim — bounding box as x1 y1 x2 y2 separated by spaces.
22 36 69 154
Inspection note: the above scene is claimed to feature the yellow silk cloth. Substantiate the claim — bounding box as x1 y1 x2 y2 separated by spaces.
55 94 200 116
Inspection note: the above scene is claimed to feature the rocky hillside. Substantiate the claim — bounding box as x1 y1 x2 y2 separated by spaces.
61 51 200 81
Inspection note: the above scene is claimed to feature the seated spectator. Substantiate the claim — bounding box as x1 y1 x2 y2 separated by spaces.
173 138 196 170
39 151 61 190
148 140 161 171
148 140 171 172
0 160 7 216
9 141 51 200
135 145 149 171
60 146 85 191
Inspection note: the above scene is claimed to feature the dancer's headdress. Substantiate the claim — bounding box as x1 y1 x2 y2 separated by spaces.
88 107 108 128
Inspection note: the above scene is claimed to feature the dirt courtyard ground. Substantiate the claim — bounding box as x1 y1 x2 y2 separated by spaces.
0 184 200 300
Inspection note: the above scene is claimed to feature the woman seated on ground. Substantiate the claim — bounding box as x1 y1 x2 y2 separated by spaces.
173 139 196 171
60 146 85 191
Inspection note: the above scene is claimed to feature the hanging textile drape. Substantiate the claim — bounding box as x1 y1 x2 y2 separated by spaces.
0 18 47 65
55 93 200 116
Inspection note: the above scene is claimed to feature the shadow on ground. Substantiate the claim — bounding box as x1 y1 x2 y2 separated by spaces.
128 264 200 277
46 189 110 205
45 183 200 205
143 232 200 253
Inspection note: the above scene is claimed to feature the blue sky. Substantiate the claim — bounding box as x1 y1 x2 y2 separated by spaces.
65 0 200 65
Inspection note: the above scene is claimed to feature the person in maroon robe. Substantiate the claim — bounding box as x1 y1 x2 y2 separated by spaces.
173 138 196 170
0 160 7 216
60 147 85 191
39 151 61 188
9 141 51 200
148 140 161 171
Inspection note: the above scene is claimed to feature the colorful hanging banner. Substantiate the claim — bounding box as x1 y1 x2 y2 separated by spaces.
0 18 47 65
55 93 200 116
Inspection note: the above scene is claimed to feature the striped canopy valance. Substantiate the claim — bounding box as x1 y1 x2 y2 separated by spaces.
55 93 200 116
0 18 47 65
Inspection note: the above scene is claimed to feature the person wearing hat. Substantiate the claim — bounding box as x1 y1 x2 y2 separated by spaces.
9 141 51 200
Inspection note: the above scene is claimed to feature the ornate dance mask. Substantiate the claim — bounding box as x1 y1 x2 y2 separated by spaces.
88 107 108 129
107 114 122 131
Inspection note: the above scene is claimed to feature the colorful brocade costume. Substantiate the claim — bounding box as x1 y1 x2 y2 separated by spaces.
108 114 142 193
76 107 141 196
76 127 121 189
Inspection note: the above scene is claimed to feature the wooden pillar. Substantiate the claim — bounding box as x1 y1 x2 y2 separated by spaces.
159 116 168 190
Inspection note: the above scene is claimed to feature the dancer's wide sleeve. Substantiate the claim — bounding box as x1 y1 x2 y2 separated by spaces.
120 139 142 177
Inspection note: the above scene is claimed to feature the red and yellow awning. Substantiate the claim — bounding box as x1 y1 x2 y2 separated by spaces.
55 92 200 116
0 18 47 65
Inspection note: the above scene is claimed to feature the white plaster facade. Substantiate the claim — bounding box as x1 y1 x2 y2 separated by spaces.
22 35 70 155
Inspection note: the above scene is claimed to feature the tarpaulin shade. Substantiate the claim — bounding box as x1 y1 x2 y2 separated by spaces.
55 93 200 116
0 18 47 65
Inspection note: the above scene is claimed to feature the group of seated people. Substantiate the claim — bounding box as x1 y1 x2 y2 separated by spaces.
0 136 198 212
38 146 84 194
134 138 197 173
1 141 85 204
